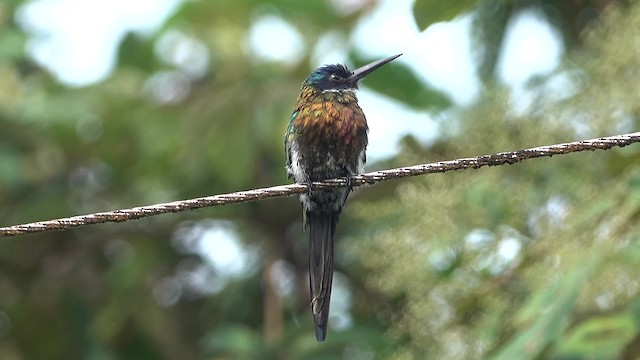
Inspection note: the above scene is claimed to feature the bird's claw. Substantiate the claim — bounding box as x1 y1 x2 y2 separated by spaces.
345 175 354 192
305 180 313 195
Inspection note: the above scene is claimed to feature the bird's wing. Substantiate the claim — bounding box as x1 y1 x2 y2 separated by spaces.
285 110 299 174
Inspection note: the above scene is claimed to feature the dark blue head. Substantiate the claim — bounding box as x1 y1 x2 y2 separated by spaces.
303 53 402 91
304 64 354 91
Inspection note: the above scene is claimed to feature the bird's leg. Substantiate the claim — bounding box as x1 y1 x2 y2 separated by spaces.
305 179 314 195
345 174 354 193
341 165 355 192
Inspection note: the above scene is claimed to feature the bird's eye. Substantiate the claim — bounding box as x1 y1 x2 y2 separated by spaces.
330 73 341 81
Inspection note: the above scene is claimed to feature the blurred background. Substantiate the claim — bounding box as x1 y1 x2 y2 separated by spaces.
1 0 640 358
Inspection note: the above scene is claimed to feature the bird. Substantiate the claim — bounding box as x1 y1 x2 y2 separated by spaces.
284 54 401 341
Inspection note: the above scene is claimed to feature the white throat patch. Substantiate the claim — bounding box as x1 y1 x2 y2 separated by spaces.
321 88 356 94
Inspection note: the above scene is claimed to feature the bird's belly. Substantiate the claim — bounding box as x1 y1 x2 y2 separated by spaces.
302 186 349 213
294 141 364 181
289 142 355 213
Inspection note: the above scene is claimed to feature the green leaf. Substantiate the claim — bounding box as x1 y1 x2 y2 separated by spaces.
489 257 601 360
413 0 478 30
553 314 637 360
117 32 157 71
0 28 27 61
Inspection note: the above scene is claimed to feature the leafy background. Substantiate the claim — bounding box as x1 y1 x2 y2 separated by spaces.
1 0 640 359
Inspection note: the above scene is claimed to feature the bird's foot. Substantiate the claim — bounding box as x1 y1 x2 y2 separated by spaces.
345 174 354 192
305 179 314 195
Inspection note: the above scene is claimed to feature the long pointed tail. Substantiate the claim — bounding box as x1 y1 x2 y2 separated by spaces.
307 210 338 342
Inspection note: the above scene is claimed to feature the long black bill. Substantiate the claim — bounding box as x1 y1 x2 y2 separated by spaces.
347 53 402 84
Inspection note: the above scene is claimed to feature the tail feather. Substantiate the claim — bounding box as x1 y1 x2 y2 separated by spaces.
307 210 338 342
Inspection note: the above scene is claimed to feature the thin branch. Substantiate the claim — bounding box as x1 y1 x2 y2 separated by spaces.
1 132 639 238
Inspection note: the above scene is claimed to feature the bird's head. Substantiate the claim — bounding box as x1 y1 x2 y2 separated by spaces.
303 53 402 92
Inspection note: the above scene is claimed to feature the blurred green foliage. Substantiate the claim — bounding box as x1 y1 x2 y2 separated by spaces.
413 0 477 30
0 0 639 359
349 2 640 359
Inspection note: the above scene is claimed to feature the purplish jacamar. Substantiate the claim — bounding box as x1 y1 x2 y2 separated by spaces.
285 54 401 341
